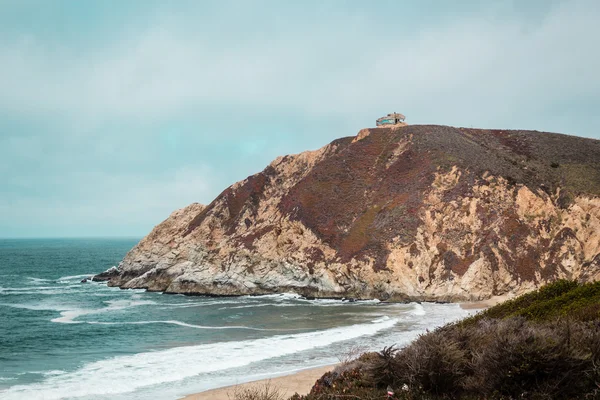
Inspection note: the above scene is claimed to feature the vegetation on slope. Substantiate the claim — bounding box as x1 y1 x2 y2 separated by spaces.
184 126 600 274
290 280 600 399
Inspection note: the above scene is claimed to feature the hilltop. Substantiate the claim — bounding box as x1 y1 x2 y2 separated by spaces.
97 125 600 301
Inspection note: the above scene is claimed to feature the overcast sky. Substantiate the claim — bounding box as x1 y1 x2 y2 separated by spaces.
1 0 599 238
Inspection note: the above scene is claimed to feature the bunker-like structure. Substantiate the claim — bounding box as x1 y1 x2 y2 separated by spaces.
376 112 405 126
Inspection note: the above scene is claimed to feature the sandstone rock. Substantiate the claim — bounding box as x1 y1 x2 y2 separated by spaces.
104 126 600 301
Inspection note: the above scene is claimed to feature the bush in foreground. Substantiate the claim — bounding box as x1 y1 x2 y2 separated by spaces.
294 280 600 400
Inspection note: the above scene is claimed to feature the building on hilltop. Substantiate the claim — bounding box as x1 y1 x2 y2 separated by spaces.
376 112 405 126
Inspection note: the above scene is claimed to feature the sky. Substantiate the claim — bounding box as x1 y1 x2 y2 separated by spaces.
0 0 599 238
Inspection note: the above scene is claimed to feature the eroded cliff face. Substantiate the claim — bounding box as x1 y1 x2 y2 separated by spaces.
105 125 600 301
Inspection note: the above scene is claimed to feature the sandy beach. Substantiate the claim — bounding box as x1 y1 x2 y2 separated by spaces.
459 294 513 310
181 298 503 400
182 365 336 400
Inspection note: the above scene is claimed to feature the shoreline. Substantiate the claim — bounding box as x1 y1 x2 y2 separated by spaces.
97 273 513 305
459 293 513 310
181 299 496 399
181 364 336 400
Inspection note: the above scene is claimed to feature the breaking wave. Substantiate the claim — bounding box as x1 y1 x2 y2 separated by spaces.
86 319 306 331
411 303 426 316
0 316 397 399
50 299 157 323
1 298 157 323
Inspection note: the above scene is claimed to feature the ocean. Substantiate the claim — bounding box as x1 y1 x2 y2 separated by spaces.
0 238 472 400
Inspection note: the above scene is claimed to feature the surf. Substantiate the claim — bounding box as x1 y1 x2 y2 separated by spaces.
0 316 398 399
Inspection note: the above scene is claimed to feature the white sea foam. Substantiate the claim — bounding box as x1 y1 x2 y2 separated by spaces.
0 302 72 312
56 274 94 283
0 317 397 400
51 309 94 324
0 301 95 323
303 298 382 306
1 286 68 291
50 299 157 323
229 294 381 309
17 290 86 296
0 285 85 296
157 299 248 309
42 371 66 377
220 303 274 310
411 303 426 316
247 292 303 300
87 319 304 331
25 277 52 285
2 296 158 323
247 293 381 305
103 299 156 308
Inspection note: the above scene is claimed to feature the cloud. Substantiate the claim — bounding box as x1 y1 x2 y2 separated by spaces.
0 0 599 237
0 166 216 237
0 0 597 128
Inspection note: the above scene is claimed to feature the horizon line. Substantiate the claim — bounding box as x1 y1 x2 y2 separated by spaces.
0 236 142 240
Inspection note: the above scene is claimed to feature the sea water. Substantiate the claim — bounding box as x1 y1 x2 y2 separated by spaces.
0 238 473 400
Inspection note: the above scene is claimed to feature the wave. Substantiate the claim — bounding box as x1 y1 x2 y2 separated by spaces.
51 299 157 323
103 299 156 308
3 290 87 296
411 303 426 316
1 277 116 294
0 302 70 311
42 371 66 377
0 285 86 296
0 286 69 291
244 293 381 305
221 294 382 310
56 274 94 281
0 317 397 399
155 295 383 312
220 303 275 310
1 301 96 323
51 309 94 324
56 274 94 284
218 300 366 310
2 297 157 323
25 277 53 285
244 292 304 300
86 319 306 331
156 299 243 308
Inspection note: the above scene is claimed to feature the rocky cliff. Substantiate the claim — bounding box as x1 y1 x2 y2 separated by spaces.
102 125 600 301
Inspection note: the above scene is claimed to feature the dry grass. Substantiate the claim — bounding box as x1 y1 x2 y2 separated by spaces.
336 344 369 366
228 381 287 400
296 280 600 400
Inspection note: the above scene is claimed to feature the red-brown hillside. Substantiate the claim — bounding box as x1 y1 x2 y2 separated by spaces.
101 125 600 301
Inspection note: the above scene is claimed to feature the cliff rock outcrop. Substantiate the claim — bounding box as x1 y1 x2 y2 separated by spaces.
102 125 600 301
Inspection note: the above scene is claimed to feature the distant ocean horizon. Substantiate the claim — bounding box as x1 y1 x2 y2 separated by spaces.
0 238 472 400
0 236 142 240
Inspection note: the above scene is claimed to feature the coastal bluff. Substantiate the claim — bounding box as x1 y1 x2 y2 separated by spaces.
98 125 600 302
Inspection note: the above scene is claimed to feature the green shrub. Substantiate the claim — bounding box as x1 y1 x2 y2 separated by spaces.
476 279 580 321
296 280 600 400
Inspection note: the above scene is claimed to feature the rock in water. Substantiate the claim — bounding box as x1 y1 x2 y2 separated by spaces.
92 266 120 282
102 125 600 301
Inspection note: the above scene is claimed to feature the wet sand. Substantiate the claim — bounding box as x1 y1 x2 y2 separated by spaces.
183 296 510 399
